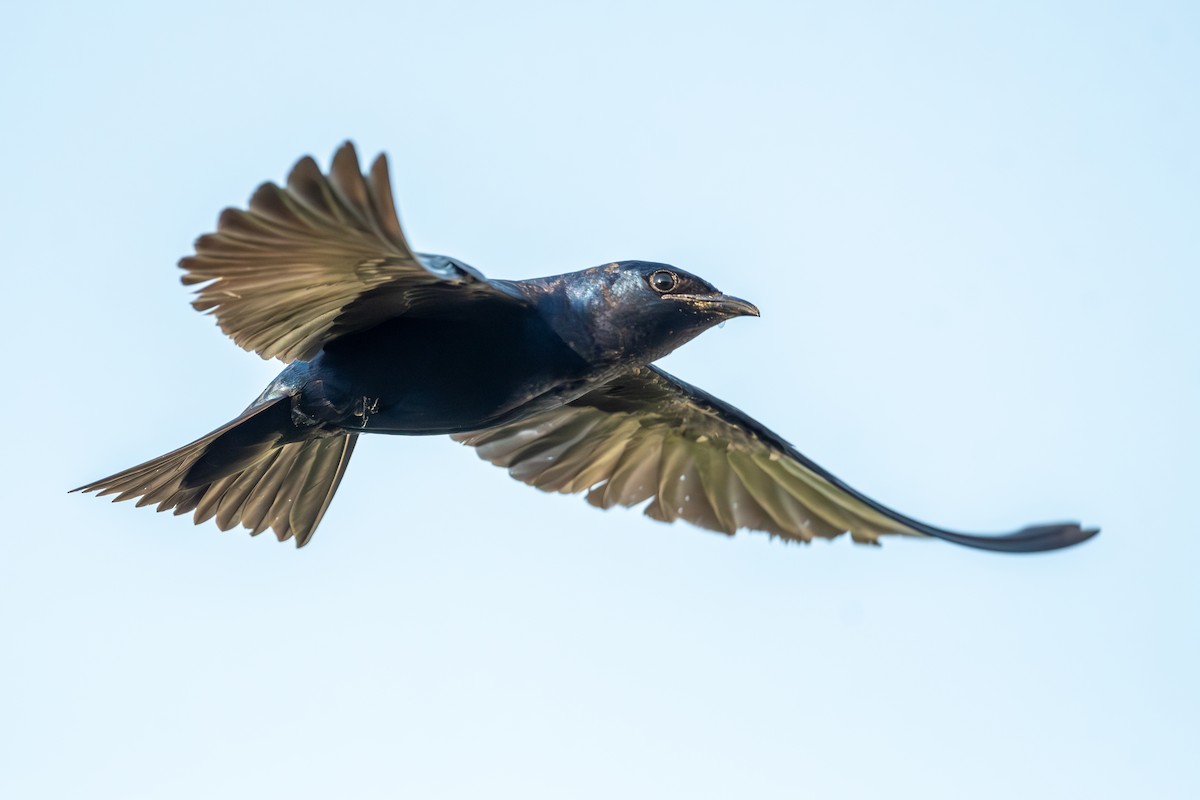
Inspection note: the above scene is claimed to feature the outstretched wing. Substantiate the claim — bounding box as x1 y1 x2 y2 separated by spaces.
453 367 1097 552
180 141 524 362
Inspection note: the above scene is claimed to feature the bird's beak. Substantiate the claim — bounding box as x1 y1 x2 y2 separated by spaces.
710 294 760 318
665 293 760 318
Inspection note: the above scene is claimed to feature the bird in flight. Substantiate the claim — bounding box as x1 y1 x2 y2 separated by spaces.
74 143 1097 553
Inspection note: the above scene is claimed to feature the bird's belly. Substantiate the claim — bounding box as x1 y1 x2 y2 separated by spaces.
358 376 589 434
295 315 592 435
343 369 584 434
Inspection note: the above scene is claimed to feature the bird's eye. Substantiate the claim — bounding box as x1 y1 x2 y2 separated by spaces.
649 270 679 293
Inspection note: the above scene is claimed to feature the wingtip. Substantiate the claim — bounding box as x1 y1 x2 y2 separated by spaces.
286 154 322 187
325 138 379 172
331 140 361 169
369 151 390 177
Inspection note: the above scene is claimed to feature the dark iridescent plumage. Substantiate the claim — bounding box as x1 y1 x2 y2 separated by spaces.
74 143 1098 552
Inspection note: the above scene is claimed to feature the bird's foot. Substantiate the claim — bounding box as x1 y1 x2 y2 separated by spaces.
353 396 380 428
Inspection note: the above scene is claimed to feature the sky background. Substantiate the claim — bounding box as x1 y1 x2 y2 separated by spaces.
2 1 1198 797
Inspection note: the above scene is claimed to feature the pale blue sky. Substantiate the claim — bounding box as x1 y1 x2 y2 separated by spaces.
2 1 1198 798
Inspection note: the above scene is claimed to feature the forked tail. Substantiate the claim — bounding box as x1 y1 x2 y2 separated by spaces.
72 398 357 547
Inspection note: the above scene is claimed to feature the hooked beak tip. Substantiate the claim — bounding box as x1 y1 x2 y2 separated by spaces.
719 295 760 318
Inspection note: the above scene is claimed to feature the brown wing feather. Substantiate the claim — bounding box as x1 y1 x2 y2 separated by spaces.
454 367 1098 552
179 141 510 362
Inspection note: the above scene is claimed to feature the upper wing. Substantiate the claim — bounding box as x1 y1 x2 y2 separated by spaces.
453 366 1098 552
180 141 523 362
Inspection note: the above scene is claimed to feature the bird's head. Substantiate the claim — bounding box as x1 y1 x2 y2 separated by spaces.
534 260 759 366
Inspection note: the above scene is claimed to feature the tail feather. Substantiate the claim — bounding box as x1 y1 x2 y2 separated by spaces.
73 399 357 547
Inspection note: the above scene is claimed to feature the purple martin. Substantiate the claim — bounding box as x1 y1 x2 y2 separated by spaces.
74 143 1098 552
